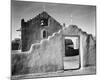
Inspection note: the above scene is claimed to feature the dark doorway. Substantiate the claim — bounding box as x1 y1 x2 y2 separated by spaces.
65 39 79 56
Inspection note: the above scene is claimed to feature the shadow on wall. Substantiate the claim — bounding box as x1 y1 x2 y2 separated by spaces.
12 54 29 75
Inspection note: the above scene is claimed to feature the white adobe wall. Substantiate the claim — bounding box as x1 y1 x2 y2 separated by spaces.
12 25 96 75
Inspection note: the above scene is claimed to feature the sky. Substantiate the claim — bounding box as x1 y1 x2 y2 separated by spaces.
11 0 96 40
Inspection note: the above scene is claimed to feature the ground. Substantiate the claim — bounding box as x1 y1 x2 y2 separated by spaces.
63 55 80 70
11 66 96 80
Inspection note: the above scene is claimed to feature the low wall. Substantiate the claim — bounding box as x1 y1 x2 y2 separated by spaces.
12 33 64 75
12 25 96 75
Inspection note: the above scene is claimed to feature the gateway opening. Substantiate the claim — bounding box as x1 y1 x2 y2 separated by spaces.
63 36 80 70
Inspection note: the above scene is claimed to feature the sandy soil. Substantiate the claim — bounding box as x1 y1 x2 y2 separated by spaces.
63 55 80 69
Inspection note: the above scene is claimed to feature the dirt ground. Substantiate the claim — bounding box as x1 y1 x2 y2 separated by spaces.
63 55 80 70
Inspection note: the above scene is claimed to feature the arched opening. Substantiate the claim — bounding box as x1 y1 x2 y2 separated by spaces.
43 30 47 38
41 29 47 39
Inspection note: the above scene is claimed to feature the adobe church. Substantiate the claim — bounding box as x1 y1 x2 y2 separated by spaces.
19 11 62 51
12 11 96 77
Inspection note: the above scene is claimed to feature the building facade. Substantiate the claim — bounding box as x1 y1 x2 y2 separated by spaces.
20 11 62 51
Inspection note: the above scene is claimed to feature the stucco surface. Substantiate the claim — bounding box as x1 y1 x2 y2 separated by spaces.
12 25 96 75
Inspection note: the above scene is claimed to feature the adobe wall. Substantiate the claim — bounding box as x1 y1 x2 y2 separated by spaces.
12 31 64 75
61 25 96 67
27 33 64 73
21 19 42 51
12 25 96 75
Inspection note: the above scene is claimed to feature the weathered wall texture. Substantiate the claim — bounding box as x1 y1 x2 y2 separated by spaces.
12 32 64 75
12 25 96 75
27 33 63 73
86 34 96 66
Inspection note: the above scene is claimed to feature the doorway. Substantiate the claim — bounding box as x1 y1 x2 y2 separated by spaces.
63 36 80 70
